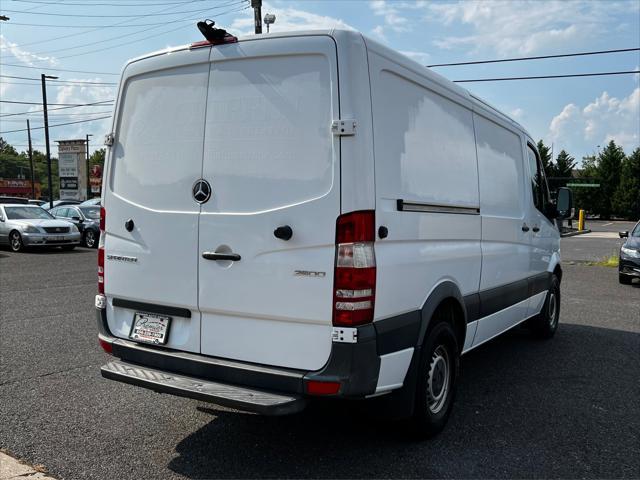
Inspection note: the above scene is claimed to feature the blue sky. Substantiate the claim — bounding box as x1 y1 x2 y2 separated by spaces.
1 0 639 163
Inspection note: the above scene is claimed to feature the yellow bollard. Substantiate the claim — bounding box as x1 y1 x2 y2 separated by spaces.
578 209 585 231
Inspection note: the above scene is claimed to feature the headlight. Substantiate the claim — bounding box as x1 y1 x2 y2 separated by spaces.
621 246 640 258
22 225 40 233
71 224 80 233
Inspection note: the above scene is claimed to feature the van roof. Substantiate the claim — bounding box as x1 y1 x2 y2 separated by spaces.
123 28 531 140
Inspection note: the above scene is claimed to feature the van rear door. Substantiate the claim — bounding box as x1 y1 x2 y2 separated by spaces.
198 36 340 370
104 49 210 353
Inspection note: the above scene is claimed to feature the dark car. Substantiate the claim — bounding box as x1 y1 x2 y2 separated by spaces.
50 204 101 248
0 196 29 204
619 221 640 284
42 199 82 210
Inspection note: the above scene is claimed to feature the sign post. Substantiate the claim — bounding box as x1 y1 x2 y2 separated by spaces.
56 140 87 201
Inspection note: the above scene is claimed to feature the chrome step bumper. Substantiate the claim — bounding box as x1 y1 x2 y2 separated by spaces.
101 360 307 416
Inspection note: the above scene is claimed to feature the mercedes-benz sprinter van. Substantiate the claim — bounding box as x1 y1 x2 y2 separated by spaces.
96 29 572 436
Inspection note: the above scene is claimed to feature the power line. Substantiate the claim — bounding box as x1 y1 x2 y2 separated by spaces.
0 115 111 134
1 113 111 122
50 4 249 60
2 5 238 17
0 101 113 117
0 81 117 87
10 0 207 6
19 1 245 57
11 0 206 48
0 63 119 76
2 111 112 117
1 99 113 106
1 19 200 27
0 74 118 85
453 70 640 83
428 47 640 68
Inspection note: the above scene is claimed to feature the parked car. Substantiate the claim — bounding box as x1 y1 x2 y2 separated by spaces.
619 221 640 284
80 198 101 206
0 204 81 252
28 199 46 206
50 204 101 248
96 29 573 437
0 196 29 204
42 199 82 210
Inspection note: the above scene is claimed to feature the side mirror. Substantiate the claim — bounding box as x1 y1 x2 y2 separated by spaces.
619 231 629 238
71 216 81 221
555 187 573 219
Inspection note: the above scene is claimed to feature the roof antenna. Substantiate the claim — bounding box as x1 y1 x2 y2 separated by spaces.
196 19 237 45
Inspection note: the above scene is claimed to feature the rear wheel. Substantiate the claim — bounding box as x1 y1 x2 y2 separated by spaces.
529 274 560 339
410 313 459 438
83 229 97 248
9 230 23 252
619 273 632 285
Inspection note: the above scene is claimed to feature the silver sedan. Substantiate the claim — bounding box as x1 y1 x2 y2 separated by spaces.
0 204 81 252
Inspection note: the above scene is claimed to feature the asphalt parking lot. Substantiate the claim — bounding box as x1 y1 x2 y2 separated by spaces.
1 221 639 479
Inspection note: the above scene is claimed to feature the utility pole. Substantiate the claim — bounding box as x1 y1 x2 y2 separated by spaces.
27 119 35 199
86 133 93 199
41 73 58 209
251 0 262 34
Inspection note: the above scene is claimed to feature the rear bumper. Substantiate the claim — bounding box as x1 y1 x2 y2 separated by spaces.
96 308 399 415
101 360 306 416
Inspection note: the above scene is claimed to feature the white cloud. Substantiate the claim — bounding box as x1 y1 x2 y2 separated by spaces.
0 34 57 66
371 25 387 42
510 108 524 120
370 0 410 33
549 88 640 154
229 4 354 36
426 0 639 55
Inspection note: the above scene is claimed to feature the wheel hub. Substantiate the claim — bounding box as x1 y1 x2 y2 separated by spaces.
427 345 450 414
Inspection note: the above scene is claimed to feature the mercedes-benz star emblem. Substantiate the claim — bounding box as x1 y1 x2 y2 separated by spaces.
192 179 212 204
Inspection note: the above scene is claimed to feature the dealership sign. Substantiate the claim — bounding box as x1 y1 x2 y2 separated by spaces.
56 140 87 201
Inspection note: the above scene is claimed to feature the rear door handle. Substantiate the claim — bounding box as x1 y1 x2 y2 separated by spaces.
202 252 241 261
532 226 540 233
522 224 530 232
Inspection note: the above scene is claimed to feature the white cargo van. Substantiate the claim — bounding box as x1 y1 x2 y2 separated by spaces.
97 29 573 436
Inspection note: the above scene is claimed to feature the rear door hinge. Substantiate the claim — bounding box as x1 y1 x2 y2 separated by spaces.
331 119 356 136
104 133 114 146
332 327 358 343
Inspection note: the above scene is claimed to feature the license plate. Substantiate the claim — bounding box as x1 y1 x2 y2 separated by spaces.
129 312 171 345
51 236 65 241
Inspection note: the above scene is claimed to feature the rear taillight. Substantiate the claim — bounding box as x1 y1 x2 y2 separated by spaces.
332 211 376 327
98 207 105 294
99 337 112 354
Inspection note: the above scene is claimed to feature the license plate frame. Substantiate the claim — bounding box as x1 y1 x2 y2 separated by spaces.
129 312 171 345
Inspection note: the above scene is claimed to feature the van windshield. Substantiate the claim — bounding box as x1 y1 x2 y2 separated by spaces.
5 206 54 220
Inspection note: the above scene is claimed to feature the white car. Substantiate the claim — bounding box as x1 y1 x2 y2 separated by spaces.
96 29 572 436
0 204 81 251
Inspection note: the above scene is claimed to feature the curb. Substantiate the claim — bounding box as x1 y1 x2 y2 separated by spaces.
561 229 592 238
0 452 57 480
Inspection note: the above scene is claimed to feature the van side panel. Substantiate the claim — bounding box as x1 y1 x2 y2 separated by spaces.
472 112 530 346
367 50 482 339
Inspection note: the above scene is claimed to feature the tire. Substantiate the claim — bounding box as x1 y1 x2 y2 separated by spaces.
60 245 76 251
9 230 23 252
409 311 459 438
83 229 97 248
529 274 560 339
618 273 632 285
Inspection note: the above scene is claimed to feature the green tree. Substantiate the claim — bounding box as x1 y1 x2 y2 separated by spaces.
572 155 601 215
554 150 576 178
613 148 640 219
89 148 105 169
536 139 554 178
597 140 625 219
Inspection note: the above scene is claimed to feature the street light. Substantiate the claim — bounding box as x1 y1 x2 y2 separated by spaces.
41 74 58 209
86 134 93 199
